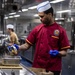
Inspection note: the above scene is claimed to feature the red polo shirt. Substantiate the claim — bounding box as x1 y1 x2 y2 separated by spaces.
26 22 70 71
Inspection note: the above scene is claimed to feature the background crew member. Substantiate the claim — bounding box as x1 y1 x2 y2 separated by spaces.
6 24 19 45
10 1 70 75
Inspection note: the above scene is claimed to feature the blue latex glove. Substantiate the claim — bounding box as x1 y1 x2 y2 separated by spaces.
49 50 59 56
7 44 19 55
7 44 19 51
7 46 12 51
13 44 19 50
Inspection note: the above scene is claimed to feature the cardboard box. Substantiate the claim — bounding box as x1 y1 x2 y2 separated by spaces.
39 72 54 75
29 67 54 75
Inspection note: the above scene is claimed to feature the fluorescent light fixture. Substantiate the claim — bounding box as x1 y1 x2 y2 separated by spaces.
9 12 16 15
56 10 71 13
14 15 20 17
18 10 22 12
56 22 62 24
67 18 70 22
34 14 39 17
9 16 14 18
50 0 64 3
28 6 37 9
55 18 65 20
71 17 74 21
2 4 4 8
4 17 8 19
22 9 28 12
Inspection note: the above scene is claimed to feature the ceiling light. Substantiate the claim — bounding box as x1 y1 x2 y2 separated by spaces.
4 17 8 19
56 10 71 13
34 14 39 17
18 10 22 12
14 15 20 17
2 4 4 8
55 18 64 20
9 16 14 18
50 0 65 3
9 12 16 15
71 17 74 21
22 9 28 12
28 6 37 9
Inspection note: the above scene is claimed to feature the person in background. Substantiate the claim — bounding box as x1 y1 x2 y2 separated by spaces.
1 24 20 55
6 24 20 45
11 1 70 75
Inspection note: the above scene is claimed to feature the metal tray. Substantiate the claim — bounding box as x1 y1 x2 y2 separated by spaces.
2 56 21 66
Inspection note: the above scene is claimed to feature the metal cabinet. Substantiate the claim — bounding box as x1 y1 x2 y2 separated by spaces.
61 50 75 75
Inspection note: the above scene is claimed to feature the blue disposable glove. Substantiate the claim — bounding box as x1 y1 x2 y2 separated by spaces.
7 46 12 51
49 50 59 56
7 44 19 55
7 44 19 51
13 44 19 50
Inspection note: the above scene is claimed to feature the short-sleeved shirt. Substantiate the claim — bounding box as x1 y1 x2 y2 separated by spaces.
9 32 19 45
26 22 70 71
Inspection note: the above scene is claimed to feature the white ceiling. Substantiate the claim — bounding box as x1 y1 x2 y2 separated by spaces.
4 0 75 20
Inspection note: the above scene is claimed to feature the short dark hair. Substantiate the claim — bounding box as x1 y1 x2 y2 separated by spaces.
9 28 14 32
44 7 54 16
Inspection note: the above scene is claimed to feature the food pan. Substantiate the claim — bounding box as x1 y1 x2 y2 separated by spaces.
2 56 21 66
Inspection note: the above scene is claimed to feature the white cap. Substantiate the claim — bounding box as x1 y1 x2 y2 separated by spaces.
6 24 14 30
37 1 51 12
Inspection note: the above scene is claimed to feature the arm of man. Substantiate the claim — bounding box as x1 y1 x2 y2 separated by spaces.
19 42 31 50
59 49 67 56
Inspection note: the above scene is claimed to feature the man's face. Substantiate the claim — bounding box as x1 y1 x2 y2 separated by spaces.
38 12 51 25
7 29 11 33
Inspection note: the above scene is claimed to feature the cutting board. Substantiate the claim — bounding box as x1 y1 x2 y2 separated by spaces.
0 65 23 69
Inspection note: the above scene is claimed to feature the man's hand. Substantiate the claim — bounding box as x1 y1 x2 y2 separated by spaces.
13 44 19 50
7 44 19 50
7 44 19 55
49 50 59 56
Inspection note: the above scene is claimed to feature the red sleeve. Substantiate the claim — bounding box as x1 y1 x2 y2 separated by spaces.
26 27 37 45
59 28 70 50
26 24 44 45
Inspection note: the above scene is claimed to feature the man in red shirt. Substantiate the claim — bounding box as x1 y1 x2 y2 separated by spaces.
10 1 70 75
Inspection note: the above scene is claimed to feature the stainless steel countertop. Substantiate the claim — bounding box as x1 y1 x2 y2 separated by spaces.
0 64 36 75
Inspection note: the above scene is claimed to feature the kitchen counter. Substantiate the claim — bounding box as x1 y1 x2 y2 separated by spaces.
0 64 36 75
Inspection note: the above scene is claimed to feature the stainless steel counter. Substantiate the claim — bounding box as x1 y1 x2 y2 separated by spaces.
0 64 36 75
